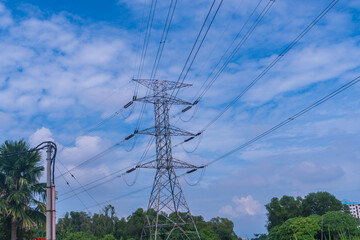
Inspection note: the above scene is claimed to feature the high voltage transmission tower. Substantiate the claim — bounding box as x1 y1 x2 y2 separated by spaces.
133 79 202 239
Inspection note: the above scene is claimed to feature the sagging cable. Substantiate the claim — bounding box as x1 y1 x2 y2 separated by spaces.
184 167 206 187
123 167 140 187
182 132 203 153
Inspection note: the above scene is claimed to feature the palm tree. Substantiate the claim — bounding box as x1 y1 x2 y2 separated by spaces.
0 140 46 240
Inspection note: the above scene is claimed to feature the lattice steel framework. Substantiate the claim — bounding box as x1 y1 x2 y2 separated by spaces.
134 79 201 240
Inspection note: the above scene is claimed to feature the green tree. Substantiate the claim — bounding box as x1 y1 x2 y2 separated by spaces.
301 192 342 216
269 216 320 240
199 228 217 240
63 231 96 240
56 208 241 240
126 208 146 239
0 140 46 240
101 234 117 240
265 195 302 230
268 211 360 240
252 233 268 240
209 217 238 240
322 211 360 239
0 216 11 239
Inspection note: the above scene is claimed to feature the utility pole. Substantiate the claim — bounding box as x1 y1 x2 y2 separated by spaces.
134 79 201 239
46 143 56 240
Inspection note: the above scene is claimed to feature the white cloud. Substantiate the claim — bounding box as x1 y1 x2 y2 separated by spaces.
0 3 13 28
29 127 54 147
59 135 111 166
219 195 265 217
245 41 360 104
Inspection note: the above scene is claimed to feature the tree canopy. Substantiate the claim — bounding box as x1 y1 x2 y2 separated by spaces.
266 191 344 231
0 140 46 240
56 206 240 240
301 192 343 216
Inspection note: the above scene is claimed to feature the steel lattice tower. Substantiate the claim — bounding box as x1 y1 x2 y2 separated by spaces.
134 79 201 240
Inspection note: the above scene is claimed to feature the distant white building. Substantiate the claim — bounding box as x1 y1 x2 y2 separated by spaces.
342 200 360 219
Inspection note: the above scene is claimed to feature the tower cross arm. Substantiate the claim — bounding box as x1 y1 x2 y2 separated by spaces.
135 96 192 105
137 126 196 136
137 158 201 169
133 79 192 91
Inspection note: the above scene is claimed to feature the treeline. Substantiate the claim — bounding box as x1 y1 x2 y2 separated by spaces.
54 206 240 240
264 192 360 239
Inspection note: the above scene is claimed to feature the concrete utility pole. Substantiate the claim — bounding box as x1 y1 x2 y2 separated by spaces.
134 79 201 239
46 143 56 240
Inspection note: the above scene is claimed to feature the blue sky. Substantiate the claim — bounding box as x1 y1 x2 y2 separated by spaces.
1 0 360 237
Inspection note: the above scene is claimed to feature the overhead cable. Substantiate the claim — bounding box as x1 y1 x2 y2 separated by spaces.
193 74 360 169
174 0 340 148
55 165 91 213
168 0 223 105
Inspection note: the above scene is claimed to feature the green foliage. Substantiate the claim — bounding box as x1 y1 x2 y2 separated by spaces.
199 228 217 240
266 191 343 231
265 192 360 239
322 211 360 239
301 192 342 217
0 139 46 240
252 233 268 240
56 206 239 240
101 234 117 240
265 195 302 230
208 217 238 240
62 231 97 240
0 216 11 239
268 211 360 240
268 216 320 240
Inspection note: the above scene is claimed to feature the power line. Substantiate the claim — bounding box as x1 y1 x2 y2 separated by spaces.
58 164 131 197
55 164 91 213
174 0 274 122
69 167 197 213
178 0 264 123
69 167 198 213
168 0 223 105
173 0 340 149
58 137 156 201
122 136 155 187
150 0 178 79
195 0 272 102
134 0 178 134
188 74 360 170
57 158 100 206
77 186 152 212
136 0 158 81
55 142 124 180
200 0 339 132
